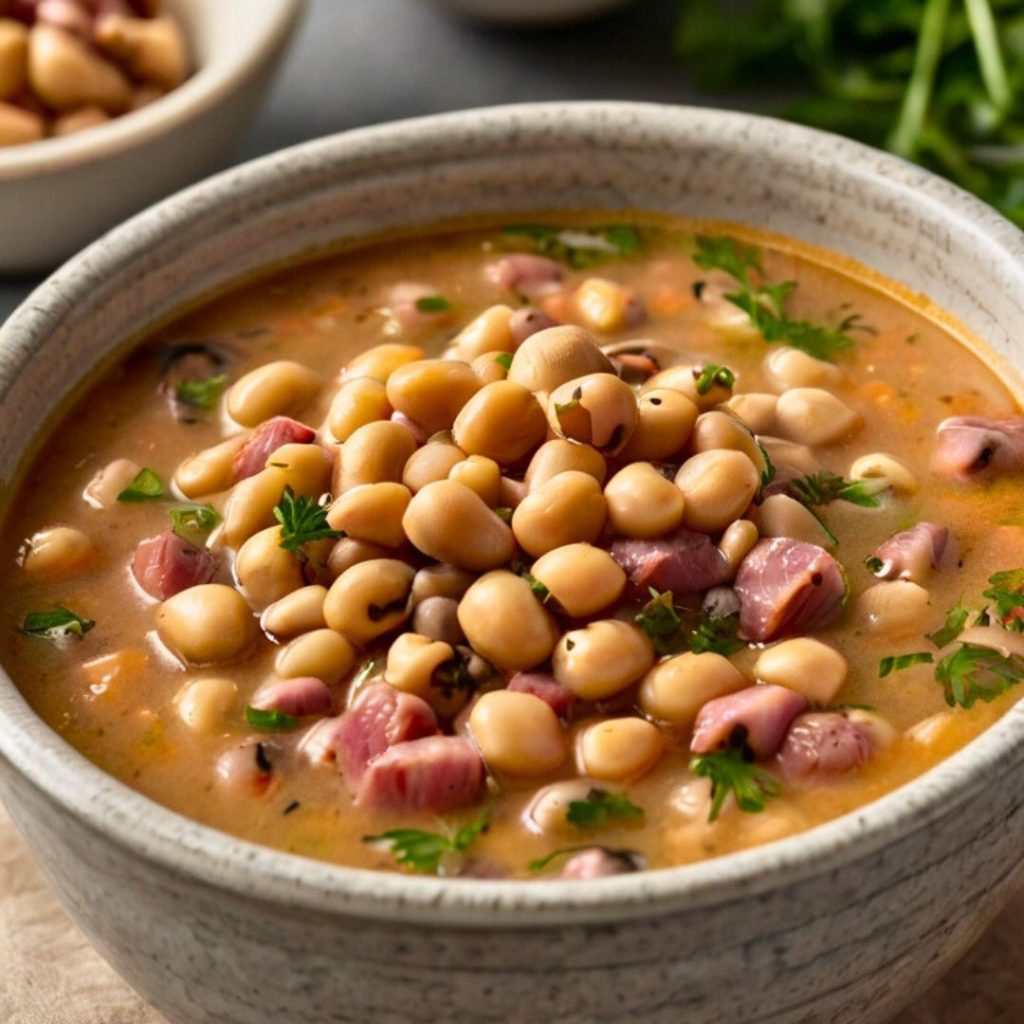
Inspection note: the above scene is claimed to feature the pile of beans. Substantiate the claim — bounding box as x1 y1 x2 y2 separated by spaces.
0 0 188 147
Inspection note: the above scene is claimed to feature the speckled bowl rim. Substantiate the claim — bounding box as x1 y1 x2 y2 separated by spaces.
2 101 1023 927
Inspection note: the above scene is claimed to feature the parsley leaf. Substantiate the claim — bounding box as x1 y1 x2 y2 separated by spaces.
635 588 683 655
566 789 644 829
690 748 781 823
245 706 298 732
935 643 1024 709
168 503 220 544
791 471 880 508
879 651 934 677
756 438 776 492
688 612 745 657
21 606 95 641
363 814 489 874
273 487 343 553
634 589 745 657
983 571 1024 632
494 352 513 371
927 600 971 648
694 362 736 395
527 845 593 873
414 295 451 314
117 467 165 503
503 224 643 269
176 373 227 410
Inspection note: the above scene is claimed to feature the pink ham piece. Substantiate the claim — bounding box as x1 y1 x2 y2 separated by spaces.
869 522 949 583
610 527 732 596
251 677 333 719
356 735 486 812
233 416 317 481
388 283 451 330
691 685 808 759
300 683 438 785
560 848 639 880
776 712 873 781
484 254 564 300
131 531 216 600
508 672 576 720
734 538 846 642
934 415 1024 481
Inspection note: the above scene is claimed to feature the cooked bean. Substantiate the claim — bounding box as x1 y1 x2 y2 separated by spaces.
506 324 614 394
323 559 414 646
691 411 767 477
674 450 760 534
578 717 663 782
718 519 759 574
553 620 654 700
618 387 698 462
640 363 733 410
275 628 356 685
849 452 919 495
0 20 29 101
509 306 558 346
638 651 748 727
404 479 515 571
326 537 394 576
385 632 455 699
846 709 897 751
499 476 529 509
470 350 511 385
327 482 411 548
265 442 332 498
157 584 257 665
220 467 288 548
524 438 607 491
774 387 861 447
905 710 959 749
574 277 642 333
400 440 466 493
261 585 328 639
524 778 597 833
448 454 502 507
856 581 932 637
83 457 141 510
529 543 625 617
726 392 777 435
175 677 238 735
548 373 638 454
343 342 424 382
450 304 515 361
469 690 567 777
411 564 476 604
457 571 558 670
753 637 849 704
335 420 417 494
234 526 304 611
175 434 247 499
411 596 465 646
758 436 822 476
452 380 547 464
226 360 322 427
385 359 482 434
753 493 834 548
763 346 843 392
29 24 131 112
326 377 391 443
49 104 109 135
22 525 95 576
512 470 606 557
604 462 685 539
0 100 44 145
95 13 188 88
215 740 275 794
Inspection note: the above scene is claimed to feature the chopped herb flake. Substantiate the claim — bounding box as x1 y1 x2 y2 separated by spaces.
502 224 643 269
245 706 297 732
688 612 745 657
176 373 227 410
983 570 1024 633
168 503 220 544
117 467 165 503
936 643 1024 709
566 789 644 829
792 470 880 509
494 352 513 371
414 295 451 314
273 487 343 553
927 600 970 648
635 588 682 655
363 813 489 874
690 748 781 823
494 506 513 524
694 362 736 395
527 845 593 873
21 606 95 641
879 652 934 677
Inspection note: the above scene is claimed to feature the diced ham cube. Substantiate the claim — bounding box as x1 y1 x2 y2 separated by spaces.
776 712 873 780
251 677 333 719
869 522 949 583
691 685 807 759
356 735 486 812
934 415 1024 481
131 531 216 600
485 254 564 300
233 416 316 481
560 848 640 880
508 672 576 720
610 527 732 596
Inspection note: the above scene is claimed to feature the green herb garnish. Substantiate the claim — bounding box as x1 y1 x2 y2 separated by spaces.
694 362 736 395
566 789 644 829
879 651 935 677
690 748 781 823
689 612 745 657
524 572 551 603
503 224 642 269
117 467 165 503
792 470 880 508
245 705 298 732
414 295 451 314
494 506 513 524
635 589 745 657
494 352 513 371
363 814 489 874
927 599 971 647
935 643 1024 709
635 588 683 655
983 570 1024 632
176 373 227 410
21 606 95 641
273 487 343 553
168 503 221 544
756 439 776 492
527 845 593 873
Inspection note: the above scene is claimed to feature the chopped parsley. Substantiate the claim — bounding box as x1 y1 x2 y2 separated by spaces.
634 588 683 655
494 352 513 371
21 606 95 641
502 223 642 269
245 706 297 732
175 373 227 410
693 235 861 361
494 506 513 524
936 643 1024 709
634 588 745 657
926 600 970 648
363 814 489 874
116 467 165 503
690 748 781 823
983 570 1024 632
879 652 934 677
688 612 745 657
273 487 343 553
527 845 593 873
566 789 644 829
791 470 880 509
414 295 451 314
694 362 736 395
168 503 220 544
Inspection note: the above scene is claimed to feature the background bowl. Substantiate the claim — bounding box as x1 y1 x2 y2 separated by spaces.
0 0 305 274
1 102 1023 1024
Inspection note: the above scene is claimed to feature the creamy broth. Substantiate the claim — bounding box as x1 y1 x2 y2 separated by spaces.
3 218 1023 878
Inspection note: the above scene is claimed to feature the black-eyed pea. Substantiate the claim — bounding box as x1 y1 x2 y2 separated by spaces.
401 440 466 493
604 462 684 539
548 373 638 454
856 581 932 638
718 519 759 574
411 596 465 646
640 363 732 410
174 434 247 499
553 620 654 700
674 450 760 534
411 564 476 604
83 457 141 509
234 526 304 612
226 360 323 428
753 494 834 548
450 304 515 361
849 452 919 496
326 537 395 576
335 420 418 493
726 392 778 435
506 324 614 394
275 628 356 685
323 559 414 646
267 442 332 497
574 277 639 333
691 411 767 477
457 571 558 670
0 100 44 144
753 638 849 704
385 632 455 698
468 690 567 777
343 342 424 382
94 13 188 89
577 717 664 781
530 543 625 617
449 454 501 507
638 652 747 727
524 438 607 491
452 380 548 464
22 525 95 576
403 479 514 571
261 585 328 639
763 346 844 392
774 388 861 446
28 24 132 112
618 388 698 462
524 778 597 833
327 482 411 548
220 466 288 548
326 376 391 442
385 359 482 434
511 470 606 557
157 584 257 665
175 677 238 734
0 20 29 101
470 350 511 386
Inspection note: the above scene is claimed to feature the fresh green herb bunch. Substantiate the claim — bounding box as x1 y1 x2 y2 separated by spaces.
676 0 1024 226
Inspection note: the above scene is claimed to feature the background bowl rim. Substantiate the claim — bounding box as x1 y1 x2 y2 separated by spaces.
2 99 1023 926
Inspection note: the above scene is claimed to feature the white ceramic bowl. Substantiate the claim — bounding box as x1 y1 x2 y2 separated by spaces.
1 103 1023 1024
0 0 305 273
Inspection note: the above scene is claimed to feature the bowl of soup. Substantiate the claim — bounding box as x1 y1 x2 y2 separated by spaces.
0 102 1023 1024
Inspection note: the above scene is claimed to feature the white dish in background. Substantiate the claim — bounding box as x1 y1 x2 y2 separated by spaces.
0 0 305 274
